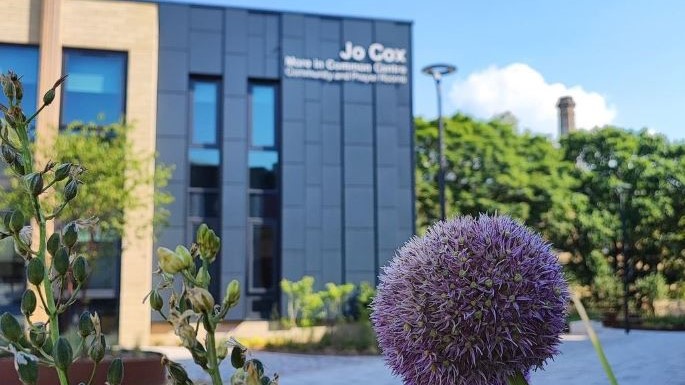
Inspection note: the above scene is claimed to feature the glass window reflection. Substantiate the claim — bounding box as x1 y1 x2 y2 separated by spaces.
0 44 39 138
249 151 278 190
61 50 126 126
251 84 276 148
191 81 219 145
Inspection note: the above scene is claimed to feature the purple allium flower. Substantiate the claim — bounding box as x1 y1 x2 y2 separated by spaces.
371 215 569 385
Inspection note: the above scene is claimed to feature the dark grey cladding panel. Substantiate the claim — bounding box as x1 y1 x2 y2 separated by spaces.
305 186 322 227
322 249 342 284
225 9 249 53
343 82 372 104
282 163 305 206
282 121 305 163
377 248 395 272
322 207 342 249
156 136 186 182
222 184 247 227
190 7 223 32
264 15 280 77
159 4 189 49
322 123 341 165
282 79 305 121
281 248 305 283
322 165 341 207
344 146 373 186
220 228 247 274
375 84 398 126
305 143 322 185
248 13 266 36
158 50 188 92
247 36 266 77
282 36 305 57
378 208 399 250
157 92 187 137
397 187 413 227
320 18 340 41
376 124 398 166
165 181 187 226
345 228 375 270
321 83 341 124
376 166 398 208
346 270 375 285
398 146 412 188
282 13 305 37
305 228 323 272
224 54 247 96
190 31 223 75
305 100 321 142
222 140 247 184
342 19 373 46
223 97 247 141
282 207 305 249
397 105 412 147
304 17 320 57
305 79 321 102
343 103 373 145
345 187 374 228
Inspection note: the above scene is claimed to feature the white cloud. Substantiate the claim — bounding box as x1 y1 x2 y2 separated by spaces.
448 63 617 137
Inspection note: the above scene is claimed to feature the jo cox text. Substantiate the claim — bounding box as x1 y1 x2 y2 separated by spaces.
338 41 407 64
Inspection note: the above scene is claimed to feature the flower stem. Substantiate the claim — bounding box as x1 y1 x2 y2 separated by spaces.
202 314 223 385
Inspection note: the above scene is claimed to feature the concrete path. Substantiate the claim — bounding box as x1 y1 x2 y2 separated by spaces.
148 326 685 385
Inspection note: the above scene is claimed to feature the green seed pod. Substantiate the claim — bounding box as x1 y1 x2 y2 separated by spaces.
24 173 43 196
245 359 265 378
186 287 214 313
29 324 47 348
197 224 220 263
216 342 228 361
223 280 241 310
21 290 37 316
195 266 210 288
149 290 163 311
88 335 106 363
0 312 23 342
1 144 16 165
9 210 25 233
165 359 191 385
53 247 70 276
230 368 246 385
53 163 71 182
78 312 94 337
157 247 191 274
43 88 55 106
53 337 73 370
175 246 193 268
3 77 16 101
260 376 271 385
64 179 78 202
11 153 25 175
230 346 246 369
106 358 124 385
190 343 208 369
14 351 38 385
62 222 78 248
47 233 60 257
72 256 88 284
26 258 45 286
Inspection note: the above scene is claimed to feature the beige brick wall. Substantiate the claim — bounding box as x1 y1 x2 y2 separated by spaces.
2 0 159 348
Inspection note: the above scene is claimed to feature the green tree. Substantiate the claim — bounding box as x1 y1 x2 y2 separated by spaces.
1 122 173 258
415 114 578 239
560 127 685 286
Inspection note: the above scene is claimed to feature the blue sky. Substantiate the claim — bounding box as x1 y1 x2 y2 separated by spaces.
162 0 685 140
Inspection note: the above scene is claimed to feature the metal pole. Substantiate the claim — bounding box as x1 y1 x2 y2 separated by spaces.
435 77 446 221
620 190 630 334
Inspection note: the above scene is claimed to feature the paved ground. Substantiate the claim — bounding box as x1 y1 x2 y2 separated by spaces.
149 326 685 385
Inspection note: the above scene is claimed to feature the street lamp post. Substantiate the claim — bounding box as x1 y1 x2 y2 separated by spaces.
422 64 456 221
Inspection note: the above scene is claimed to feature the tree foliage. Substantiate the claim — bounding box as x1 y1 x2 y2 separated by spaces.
0 123 174 249
415 115 685 296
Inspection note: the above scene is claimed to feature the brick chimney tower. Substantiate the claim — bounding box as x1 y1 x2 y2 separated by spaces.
557 96 576 136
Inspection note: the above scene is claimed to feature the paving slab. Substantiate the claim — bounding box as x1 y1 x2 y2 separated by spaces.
148 326 685 385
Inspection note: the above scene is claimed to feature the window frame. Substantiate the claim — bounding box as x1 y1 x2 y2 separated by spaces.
246 80 281 297
59 47 128 129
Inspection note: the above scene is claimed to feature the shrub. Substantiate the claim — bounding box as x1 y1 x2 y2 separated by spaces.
635 272 668 316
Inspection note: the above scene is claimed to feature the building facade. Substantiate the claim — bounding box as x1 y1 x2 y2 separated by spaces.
1 0 414 346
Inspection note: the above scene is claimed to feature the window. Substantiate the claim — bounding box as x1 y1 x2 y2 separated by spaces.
248 82 279 302
61 49 126 127
188 78 222 297
0 44 39 138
